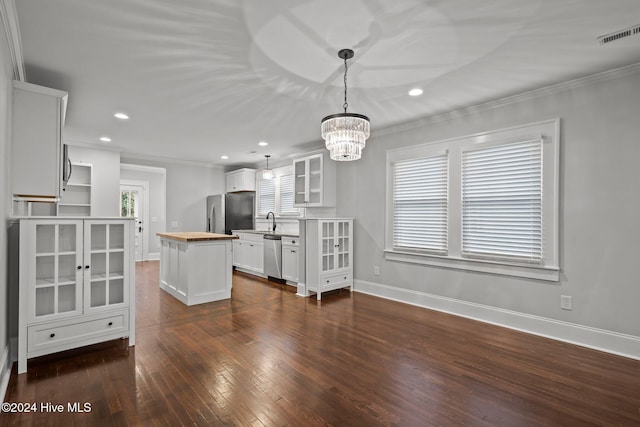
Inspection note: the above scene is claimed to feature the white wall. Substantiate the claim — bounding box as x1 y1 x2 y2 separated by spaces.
0 10 14 400
119 156 224 237
67 145 120 216
338 67 640 356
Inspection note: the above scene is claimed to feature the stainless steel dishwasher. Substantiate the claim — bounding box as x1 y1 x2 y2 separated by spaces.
263 234 282 279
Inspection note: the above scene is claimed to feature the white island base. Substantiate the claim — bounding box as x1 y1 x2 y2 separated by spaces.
158 232 237 306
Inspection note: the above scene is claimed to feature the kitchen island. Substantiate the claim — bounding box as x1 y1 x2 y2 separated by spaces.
157 232 238 306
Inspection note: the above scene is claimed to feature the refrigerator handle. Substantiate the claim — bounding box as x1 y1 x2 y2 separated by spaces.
211 206 215 233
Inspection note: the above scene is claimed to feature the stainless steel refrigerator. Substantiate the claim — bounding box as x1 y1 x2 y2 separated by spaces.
206 192 255 235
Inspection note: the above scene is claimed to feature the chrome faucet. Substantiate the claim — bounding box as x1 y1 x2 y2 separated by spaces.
266 211 276 232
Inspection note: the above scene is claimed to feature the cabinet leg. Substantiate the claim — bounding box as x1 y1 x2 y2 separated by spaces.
317 292 321 301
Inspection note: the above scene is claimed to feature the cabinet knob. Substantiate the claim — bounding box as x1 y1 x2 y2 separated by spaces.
77 266 82 270
326 280 330 283
291 250 296 254
85 265 90 269
49 333 55 338
108 322 113 327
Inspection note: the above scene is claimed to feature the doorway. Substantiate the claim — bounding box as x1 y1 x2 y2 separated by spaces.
120 181 149 262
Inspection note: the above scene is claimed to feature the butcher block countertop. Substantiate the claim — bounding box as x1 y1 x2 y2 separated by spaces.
157 232 238 242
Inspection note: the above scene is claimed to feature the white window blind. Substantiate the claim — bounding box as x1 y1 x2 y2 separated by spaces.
257 178 275 216
392 154 448 254
461 139 542 263
279 174 297 215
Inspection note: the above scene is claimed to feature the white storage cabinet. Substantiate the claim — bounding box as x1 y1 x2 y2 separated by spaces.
11 81 68 200
232 232 264 275
226 168 256 192
281 236 299 283
293 153 336 207
299 218 353 300
17 218 135 373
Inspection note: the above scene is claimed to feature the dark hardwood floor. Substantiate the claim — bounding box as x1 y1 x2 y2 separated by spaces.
2 261 640 426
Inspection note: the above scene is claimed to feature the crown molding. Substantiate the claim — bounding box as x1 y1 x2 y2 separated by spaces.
120 150 220 169
374 62 640 138
0 0 25 81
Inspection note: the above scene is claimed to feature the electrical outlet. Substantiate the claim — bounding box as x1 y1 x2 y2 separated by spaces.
560 295 573 311
171 221 178 228
373 266 380 276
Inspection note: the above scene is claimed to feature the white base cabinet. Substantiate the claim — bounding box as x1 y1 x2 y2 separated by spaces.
232 232 264 275
282 236 299 283
298 218 353 300
16 218 135 374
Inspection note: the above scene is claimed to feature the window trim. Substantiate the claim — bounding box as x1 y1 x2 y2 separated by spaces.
385 119 560 282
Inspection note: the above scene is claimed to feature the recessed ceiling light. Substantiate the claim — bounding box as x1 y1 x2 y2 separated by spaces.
220 155 229 160
408 88 423 97
99 136 112 142
258 141 268 146
114 112 129 120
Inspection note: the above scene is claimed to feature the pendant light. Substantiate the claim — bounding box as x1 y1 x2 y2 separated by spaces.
321 49 370 161
261 154 273 180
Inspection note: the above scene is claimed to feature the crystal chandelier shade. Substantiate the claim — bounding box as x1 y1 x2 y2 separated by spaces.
321 113 370 161
321 49 370 161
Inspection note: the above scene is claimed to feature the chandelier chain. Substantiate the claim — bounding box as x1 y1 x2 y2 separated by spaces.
343 55 348 113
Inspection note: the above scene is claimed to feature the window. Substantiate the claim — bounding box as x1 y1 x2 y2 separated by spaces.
257 178 275 216
392 153 448 254
279 174 298 215
256 168 300 217
385 119 559 281
461 139 542 263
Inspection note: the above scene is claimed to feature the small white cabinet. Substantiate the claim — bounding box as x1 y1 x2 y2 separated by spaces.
282 236 299 283
16 218 135 373
232 232 264 274
57 162 92 216
299 218 353 300
293 153 336 207
226 168 256 192
11 81 68 201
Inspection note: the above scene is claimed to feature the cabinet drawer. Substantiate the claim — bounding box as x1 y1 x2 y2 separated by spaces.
282 237 299 246
320 272 352 291
28 312 128 353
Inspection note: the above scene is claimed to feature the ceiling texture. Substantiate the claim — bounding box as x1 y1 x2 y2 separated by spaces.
13 0 640 167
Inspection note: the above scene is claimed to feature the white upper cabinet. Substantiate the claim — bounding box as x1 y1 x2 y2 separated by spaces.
226 168 256 192
11 81 68 201
293 153 336 207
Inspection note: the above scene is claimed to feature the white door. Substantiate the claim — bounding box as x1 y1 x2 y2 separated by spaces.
120 184 143 262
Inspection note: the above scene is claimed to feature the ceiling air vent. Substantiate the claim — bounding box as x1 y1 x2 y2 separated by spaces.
598 24 640 45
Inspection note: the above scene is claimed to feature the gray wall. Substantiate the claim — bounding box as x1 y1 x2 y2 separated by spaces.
0 15 13 394
119 157 225 237
338 68 640 338
68 145 120 216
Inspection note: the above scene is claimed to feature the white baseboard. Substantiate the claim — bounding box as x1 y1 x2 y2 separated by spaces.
354 279 640 361
0 344 11 402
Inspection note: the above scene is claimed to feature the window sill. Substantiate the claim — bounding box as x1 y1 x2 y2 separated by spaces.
384 249 559 282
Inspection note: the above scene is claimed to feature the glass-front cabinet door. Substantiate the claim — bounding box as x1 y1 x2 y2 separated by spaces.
336 220 350 270
84 221 128 313
320 221 335 273
28 220 83 323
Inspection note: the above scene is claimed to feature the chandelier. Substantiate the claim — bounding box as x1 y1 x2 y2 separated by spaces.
321 49 370 161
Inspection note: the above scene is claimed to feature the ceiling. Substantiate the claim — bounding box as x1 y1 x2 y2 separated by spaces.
13 0 640 167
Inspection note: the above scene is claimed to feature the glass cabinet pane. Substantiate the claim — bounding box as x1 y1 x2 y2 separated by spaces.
36 225 55 254
58 284 76 312
35 287 55 316
109 279 124 304
58 224 76 252
36 256 55 285
109 252 124 276
91 224 107 251
109 224 124 249
90 281 107 308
